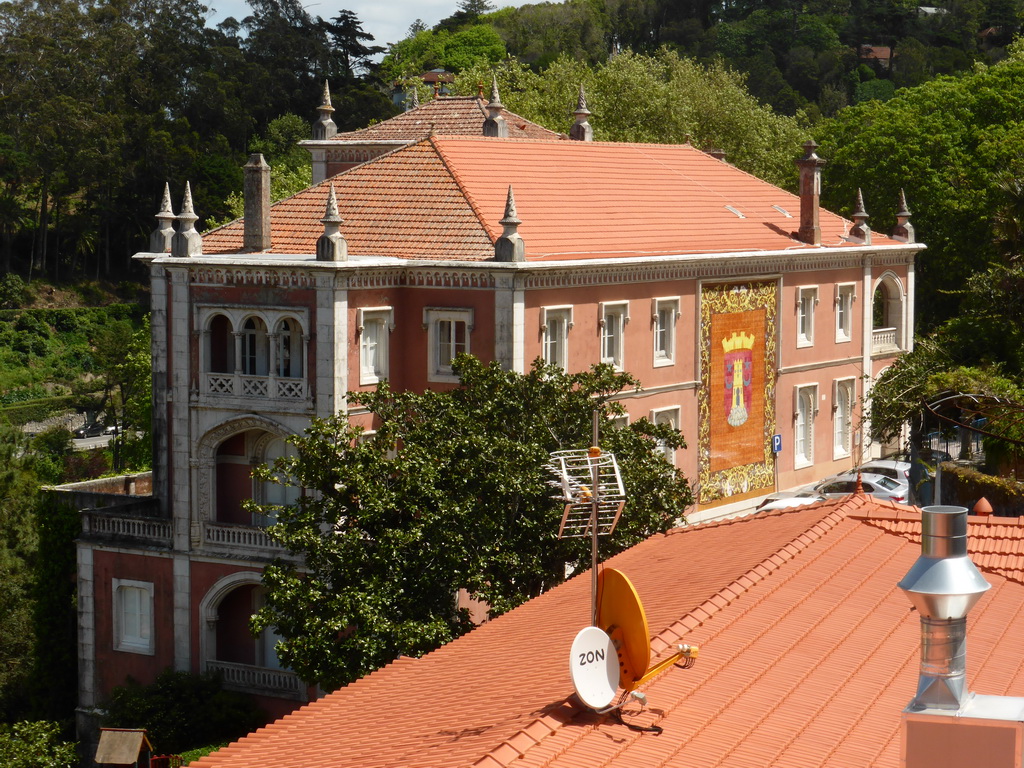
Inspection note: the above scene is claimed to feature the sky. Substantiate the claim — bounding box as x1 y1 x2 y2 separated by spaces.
206 1 525 52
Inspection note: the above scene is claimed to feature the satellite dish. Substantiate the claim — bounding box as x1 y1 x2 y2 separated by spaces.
569 626 619 709
597 568 651 690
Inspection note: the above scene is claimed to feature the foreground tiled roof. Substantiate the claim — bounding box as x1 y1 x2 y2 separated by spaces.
329 96 561 143
190 496 1024 768
203 137 901 260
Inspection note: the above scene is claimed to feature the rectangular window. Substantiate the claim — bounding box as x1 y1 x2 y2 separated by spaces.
600 302 629 369
835 284 855 343
651 406 681 464
833 378 855 459
425 308 473 382
652 298 679 367
113 579 154 655
794 384 818 468
797 287 818 347
541 306 573 369
358 307 393 385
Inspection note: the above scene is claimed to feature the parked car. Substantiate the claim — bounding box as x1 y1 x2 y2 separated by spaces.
73 422 105 439
814 472 909 504
820 460 911 485
104 423 119 435
756 495 828 512
757 484 824 510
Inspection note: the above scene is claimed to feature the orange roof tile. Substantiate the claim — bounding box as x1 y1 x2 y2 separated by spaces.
202 136 903 260
330 96 561 143
191 496 1024 768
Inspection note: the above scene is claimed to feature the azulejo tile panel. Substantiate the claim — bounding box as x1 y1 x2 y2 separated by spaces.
698 281 778 503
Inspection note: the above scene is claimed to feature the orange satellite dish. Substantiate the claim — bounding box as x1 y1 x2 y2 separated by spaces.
597 568 699 692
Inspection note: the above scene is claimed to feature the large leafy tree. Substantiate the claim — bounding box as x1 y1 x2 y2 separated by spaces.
252 357 692 689
815 40 1024 329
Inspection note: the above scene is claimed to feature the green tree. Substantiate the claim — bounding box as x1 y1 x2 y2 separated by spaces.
251 357 692 690
815 42 1024 328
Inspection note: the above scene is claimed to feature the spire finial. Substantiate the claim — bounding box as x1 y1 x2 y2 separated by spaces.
171 182 202 257
320 80 334 111
574 84 590 116
409 87 419 110
892 188 915 243
569 84 593 142
149 182 176 253
478 80 485 98
495 185 525 262
848 188 872 245
312 80 337 140
317 184 347 261
488 74 503 108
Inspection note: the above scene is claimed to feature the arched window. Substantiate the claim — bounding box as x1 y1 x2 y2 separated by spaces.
871 274 905 351
241 317 269 376
834 380 853 457
275 318 303 378
253 437 300 527
208 314 234 373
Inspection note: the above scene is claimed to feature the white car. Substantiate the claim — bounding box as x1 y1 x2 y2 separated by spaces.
814 472 909 504
756 495 828 512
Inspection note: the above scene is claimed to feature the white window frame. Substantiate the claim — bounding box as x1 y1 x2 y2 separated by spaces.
609 412 630 430
113 579 155 655
797 286 818 348
650 406 681 464
541 306 573 369
835 283 856 343
793 384 819 468
599 301 629 369
832 378 856 460
652 297 679 367
357 306 394 386
424 307 473 383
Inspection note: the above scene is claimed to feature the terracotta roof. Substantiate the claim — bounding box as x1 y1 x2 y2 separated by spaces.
189 495 1024 768
330 96 561 143
203 137 901 260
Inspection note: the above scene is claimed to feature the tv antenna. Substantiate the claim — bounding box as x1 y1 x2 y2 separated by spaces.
548 412 698 714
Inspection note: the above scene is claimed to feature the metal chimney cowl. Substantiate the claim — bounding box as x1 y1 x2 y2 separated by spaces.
898 506 991 712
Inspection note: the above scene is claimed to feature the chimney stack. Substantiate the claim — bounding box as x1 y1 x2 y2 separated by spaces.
569 84 593 142
483 76 508 138
243 153 272 252
795 140 826 245
898 506 990 711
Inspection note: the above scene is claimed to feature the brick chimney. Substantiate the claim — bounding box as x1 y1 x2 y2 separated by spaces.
795 140 826 245
243 154 271 252
569 84 593 142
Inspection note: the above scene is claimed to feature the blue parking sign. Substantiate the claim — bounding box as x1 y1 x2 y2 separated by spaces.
772 434 782 454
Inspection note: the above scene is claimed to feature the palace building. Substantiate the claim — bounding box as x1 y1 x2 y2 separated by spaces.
69 86 921 738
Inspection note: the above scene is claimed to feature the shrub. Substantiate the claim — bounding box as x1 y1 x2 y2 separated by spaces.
0 274 31 310
0 721 76 768
940 463 1024 516
102 670 268 754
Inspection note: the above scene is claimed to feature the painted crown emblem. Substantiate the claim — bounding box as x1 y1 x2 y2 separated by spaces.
722 331 755 353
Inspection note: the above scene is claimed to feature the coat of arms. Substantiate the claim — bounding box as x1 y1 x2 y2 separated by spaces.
722 331 755 427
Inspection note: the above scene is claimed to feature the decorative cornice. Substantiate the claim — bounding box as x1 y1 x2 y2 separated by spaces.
191 268 315 287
